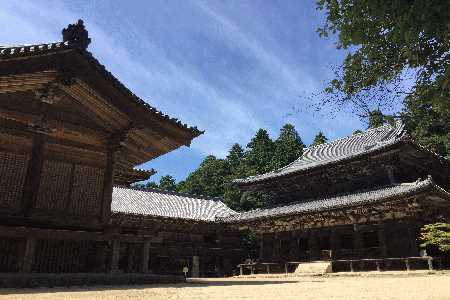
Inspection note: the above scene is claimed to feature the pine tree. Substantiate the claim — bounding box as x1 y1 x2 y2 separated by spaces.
270 124 304 170
226 143 244 172
244 129 274 175
312 131 328 146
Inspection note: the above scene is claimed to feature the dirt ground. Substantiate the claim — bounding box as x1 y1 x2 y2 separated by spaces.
1 272 450 300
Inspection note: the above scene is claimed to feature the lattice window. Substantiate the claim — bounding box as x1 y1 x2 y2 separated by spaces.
0 237 23 272
68 165 104 216
36 160 73 210
0 152 29 210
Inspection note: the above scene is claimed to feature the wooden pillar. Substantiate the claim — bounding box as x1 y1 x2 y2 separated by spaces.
353 225 363 259
192 256 200 278
330 229 340 260
101 147 117 224
21 133 46 216
110 240 120 273
20 237 36 273
126 244 134 273
258 235 264 261
272 234 280 259
141 241 151 273
377 223 387 257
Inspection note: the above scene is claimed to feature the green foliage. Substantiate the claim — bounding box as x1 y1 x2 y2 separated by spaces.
368 110 385 129
270 124 305 170
132 181 158 190
420 223 450 252
158 175 177 191
177 155 230 197
226 143 244 172
368 109 396 129
312 131 328 146
244 129 275 175
317 0 450 158
174 124 305 212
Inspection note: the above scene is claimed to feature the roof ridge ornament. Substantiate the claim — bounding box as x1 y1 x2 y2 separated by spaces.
62 19 91 50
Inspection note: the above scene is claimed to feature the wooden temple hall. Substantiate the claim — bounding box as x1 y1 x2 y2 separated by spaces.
0 20 449 287
0 20 244 287
228 122 450 273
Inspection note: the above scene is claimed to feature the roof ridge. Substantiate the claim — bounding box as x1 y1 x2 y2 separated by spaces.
272 121 403 174
221 177 441 222
115 185 224 202
235 178 432 216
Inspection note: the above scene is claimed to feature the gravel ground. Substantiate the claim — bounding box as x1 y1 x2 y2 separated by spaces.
1 273 450 300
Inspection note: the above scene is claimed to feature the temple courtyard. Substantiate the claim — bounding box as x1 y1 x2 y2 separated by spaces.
1 272 449 300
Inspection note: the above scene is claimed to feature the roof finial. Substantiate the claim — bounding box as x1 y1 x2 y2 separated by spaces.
62 19 91 50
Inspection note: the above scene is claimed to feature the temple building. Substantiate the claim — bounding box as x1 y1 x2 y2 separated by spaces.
227 122 450 270
0 20 449 287
0 20 243 287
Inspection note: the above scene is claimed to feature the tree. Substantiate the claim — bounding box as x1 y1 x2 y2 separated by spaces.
244 129 274 175
270 124 305 170
177 155 230 197
132 181 158 190
226 143 244 172
420 223 450 253
317 0 450 157
158 175 177 191
368 110 385 129
312 131 328 146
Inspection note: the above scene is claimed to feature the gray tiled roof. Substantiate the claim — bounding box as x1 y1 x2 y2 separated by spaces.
111 187 236 221
221 177 450 223
235 122 407 184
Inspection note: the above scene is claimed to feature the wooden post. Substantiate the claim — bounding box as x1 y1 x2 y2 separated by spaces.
21 133 46 216
20 237 36 273
349 261 354 272
353 225 363 259
377 223 388 257
141 241 151 273
259 235 264 261
285 263 288 275
265 264 270 274
192 256 200 278
330 229 340 260
110 240 120 273
239 265 243 276
101 146 117 224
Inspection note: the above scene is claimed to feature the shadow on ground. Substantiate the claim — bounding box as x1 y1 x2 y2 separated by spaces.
0 279 324 295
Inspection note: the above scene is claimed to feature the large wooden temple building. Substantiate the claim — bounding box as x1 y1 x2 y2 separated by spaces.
229 123 450 270
0 20 243 287
0 20 449 287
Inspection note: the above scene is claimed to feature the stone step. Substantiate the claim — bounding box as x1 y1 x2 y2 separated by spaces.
294 261 332 274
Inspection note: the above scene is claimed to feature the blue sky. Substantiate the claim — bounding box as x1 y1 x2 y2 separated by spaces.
2 0 371 182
